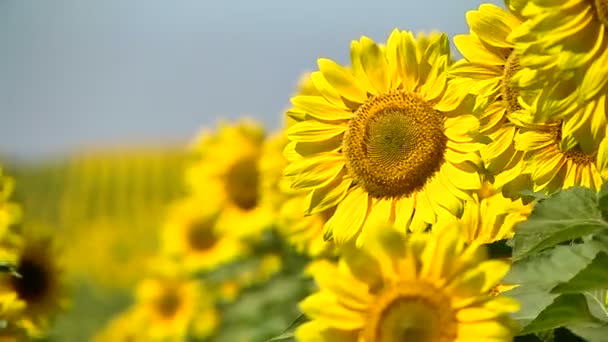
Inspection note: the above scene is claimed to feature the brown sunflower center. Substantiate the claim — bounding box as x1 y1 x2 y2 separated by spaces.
365 282 457 342
156 289 181 319
555 126 596 165
188 219 218 251
501 52 522 114
595 0 608 26
224 157 259 210
11 257 51 303
343 91 447 199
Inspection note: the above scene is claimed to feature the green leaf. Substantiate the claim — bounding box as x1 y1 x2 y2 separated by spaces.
512 187 608 260
567 325 608 342
521 294 605 334
266 332 295 342
552 252 608 293
505 243 601 290
505 286 559 329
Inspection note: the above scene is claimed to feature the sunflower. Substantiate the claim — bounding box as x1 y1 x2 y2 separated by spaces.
186 120 274 240
509 0 608 152
296 224 519 342
450 4 533 197
458 181 532 244
161 198 248 274
514 118 607 193
285 30 483 245
0 228 69 338
132 273 219 341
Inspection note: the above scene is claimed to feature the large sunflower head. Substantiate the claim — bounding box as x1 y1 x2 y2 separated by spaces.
509 0 608 152
0 227 69 338
161 198 248 274
187 120 274 240
295 224 519 342
285 29 484 245
133 273 219 341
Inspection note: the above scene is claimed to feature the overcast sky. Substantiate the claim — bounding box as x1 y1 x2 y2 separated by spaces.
0 0 500 159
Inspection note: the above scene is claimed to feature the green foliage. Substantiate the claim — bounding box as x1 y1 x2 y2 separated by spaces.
507 184 608 340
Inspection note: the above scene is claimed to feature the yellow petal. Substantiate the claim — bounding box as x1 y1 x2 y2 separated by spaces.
291 95 352 121
318 58 368 103
299 292 365 330
359 36 390 94
287 121 346 142
324 187 369 245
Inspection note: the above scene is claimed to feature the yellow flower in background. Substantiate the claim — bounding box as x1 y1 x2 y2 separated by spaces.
296 225 519 342
93 308 145 342
0 228 69 338
510 0 608 152
458 181 532 244
450 4 531 195
162 198 248 274
285 29 483 245
132 274 219 341
187 120 274 240
0 170 21 235
514 118 607 193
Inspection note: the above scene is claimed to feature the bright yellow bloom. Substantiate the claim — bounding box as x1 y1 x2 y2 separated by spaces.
285 30 484 245
187 120 274 240
458 181 532 244
161 198 248 274
0 228 69 338
296 224 519 342
514 117 607 193
450 4 532 196
131 274 219 341
510 0 608 152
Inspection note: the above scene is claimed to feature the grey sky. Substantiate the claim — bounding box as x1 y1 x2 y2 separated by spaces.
0 0 500 159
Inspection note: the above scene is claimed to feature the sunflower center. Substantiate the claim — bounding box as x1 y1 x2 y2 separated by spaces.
365 282 457 342
555 126 596 165
156 289 181 319
11 258 50 303
501 52 522 114
188 219 218 251
343 91 447 199
224 157 259 210
595 0 608 26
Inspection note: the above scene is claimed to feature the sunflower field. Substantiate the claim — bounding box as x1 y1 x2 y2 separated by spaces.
2 0 608 341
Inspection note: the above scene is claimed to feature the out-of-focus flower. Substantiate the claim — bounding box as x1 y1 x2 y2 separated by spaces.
187 120 274 241
161 198 248 274
296 224 519 341
0 227 69 338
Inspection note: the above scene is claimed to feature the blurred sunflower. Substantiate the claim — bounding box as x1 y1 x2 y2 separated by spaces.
296 225 519 342
132 274 219 341
260 133 335 257
0 170 21 235
510 0 608 152
162 198 248 274
450 4 531 194
458 181 532 244
0 228 69 338
92 308 144 342
285 29 483 245
187 121 274 240
514 119 607 193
